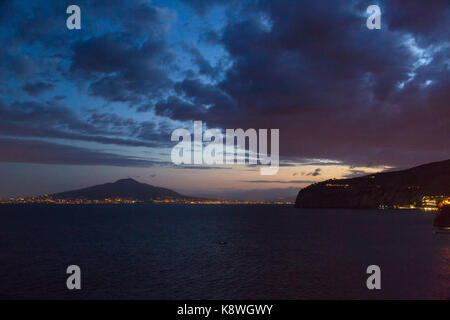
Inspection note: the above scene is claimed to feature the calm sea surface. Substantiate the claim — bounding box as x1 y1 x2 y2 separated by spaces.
0 204 448 299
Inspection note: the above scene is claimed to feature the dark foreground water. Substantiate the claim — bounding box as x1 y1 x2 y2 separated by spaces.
0 204 448 299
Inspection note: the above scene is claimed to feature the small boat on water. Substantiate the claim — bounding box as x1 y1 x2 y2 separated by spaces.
433 204 450 232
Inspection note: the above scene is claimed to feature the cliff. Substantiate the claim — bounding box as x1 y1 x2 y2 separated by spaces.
295 159 450 209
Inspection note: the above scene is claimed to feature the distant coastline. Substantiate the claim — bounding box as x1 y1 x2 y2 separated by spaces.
2 159 448 209
0 178 293 205
0 201 294 205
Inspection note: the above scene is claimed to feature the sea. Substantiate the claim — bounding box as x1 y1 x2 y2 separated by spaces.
0 204 448 299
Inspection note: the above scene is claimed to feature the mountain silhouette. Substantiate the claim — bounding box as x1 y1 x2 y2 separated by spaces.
295 159 450 208
51 178 188 201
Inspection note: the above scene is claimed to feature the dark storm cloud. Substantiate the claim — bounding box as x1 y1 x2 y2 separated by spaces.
382 0 450 43
0 101 96 132
155 78 238 121
0 100 166 148
187 46 220 78
0 46 36 79
9 0 171 45
0 1 179 168
181 0 232 15
1 0 448 170
87 113 139 134
155 96 207 121
120 3 172 37
304 168 322 177
171 79 239 123
22 81 54 96
71 34 133 74
71 33 174 104
167 0 449 168
175 79 234 107
0 138 156 167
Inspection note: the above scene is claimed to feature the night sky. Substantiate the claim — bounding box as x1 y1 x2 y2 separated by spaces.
0 0 448 200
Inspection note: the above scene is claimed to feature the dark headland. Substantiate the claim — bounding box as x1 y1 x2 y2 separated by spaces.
295 159 450 209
